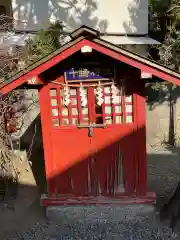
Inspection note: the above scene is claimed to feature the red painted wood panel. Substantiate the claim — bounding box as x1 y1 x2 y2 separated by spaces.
51 124 136 196
41 192 156 206
39 85 56 196
134 72 147 196
41 72 146 198
92 125 135 194
50 104 137 196
51 128 90 195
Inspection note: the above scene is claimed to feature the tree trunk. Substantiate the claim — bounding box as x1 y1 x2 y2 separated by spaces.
160 181 180 230
168 86 175 146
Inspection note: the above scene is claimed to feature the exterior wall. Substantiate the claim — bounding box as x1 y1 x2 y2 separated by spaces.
146 98 180 149
0 1 151 53
39 65 145 198
11 0 148 34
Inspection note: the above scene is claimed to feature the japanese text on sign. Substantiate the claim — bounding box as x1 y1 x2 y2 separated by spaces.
65 67 113 82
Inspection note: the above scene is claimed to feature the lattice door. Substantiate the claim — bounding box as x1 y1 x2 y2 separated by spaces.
47 83 136 196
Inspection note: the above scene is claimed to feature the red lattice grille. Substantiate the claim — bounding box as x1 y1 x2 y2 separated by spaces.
49 86 133 128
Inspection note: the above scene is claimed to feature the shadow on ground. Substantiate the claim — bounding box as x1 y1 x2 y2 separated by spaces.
0 149 179 237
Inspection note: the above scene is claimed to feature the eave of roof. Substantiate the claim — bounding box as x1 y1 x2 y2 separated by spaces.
0 36 85 89
100 35 160 45
0 25 180 93
93 38 180 79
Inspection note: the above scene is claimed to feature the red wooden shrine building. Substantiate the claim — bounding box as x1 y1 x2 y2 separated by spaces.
1 26 180 206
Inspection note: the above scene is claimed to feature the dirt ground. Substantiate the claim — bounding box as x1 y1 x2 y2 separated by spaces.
1 148 180 239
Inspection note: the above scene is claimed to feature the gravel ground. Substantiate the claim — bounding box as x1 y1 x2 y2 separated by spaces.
4 212 180 240
2 150 180 240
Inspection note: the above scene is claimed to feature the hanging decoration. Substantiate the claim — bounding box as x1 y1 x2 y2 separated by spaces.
111 82 119 104
79 84 87 107
63 85 71 106
51 80 114 88
95 82 104 106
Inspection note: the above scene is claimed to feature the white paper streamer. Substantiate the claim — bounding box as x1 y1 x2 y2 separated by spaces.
80 85 87 107
111 83 118 104
63 85 71 106
95 85 104 106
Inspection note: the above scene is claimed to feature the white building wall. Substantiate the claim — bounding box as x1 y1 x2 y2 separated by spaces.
0 0 160 50
11 0 148 35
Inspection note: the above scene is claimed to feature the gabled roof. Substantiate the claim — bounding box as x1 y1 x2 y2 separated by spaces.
1 25 180 95
70 25 100 39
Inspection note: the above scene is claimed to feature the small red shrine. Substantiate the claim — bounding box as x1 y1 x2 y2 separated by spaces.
1 26 180 207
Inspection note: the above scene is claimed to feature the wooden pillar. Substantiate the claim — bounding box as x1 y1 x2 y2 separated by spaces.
38 85 54 196
134 71 147 196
